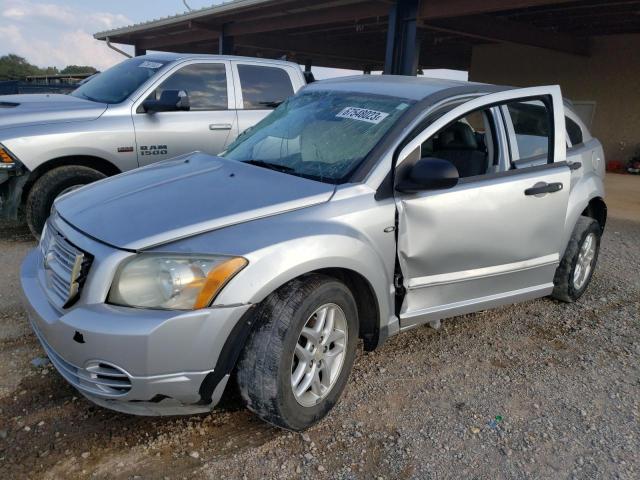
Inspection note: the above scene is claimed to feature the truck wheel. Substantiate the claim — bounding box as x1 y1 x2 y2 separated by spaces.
552 216 601 303
237 274 359 431
25 166 106 237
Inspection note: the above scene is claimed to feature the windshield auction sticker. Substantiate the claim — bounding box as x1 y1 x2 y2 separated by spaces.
138 61 164 69
337 107 389 124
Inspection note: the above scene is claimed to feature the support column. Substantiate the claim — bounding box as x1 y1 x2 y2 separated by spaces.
303 59 315 83
383 0 421 75
134 45 147 56
219 24 235 55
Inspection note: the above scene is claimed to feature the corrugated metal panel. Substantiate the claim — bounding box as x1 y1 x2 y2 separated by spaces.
94 0 278 40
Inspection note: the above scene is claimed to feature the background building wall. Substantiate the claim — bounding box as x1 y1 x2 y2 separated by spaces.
470 34 640 164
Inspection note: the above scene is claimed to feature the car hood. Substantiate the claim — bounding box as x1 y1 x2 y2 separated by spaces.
55 153 335 250
0 94 107 130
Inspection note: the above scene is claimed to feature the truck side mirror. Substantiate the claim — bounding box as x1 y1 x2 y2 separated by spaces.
142 90 190 113
396 157 459 193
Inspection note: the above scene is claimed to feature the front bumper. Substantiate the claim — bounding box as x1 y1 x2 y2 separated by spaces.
21 248 251 415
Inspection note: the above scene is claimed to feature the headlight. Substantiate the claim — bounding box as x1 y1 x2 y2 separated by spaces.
108 254 247 310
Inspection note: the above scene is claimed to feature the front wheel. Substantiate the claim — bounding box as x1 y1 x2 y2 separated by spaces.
552 216 601 302
25 166 106 237
237 274 358 431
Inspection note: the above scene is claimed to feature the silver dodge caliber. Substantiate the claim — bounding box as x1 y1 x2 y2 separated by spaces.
21 76 606 430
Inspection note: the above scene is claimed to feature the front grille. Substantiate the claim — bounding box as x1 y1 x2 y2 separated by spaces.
31 320 132 397
40 221 92 309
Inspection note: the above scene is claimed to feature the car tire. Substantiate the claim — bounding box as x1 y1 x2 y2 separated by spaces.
552 216 601 303
25 166 106 237
237 274 359 431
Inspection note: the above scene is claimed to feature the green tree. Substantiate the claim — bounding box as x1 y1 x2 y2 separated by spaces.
61 65 98 75
0 54 42 80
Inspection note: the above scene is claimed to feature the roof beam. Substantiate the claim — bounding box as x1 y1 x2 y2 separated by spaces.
419 0 581 19
235 33 471 70
138 28 219 50
226 2 390 36
421 15 591 56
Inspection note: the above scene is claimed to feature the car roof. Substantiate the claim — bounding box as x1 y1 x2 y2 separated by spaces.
304 75 506 101
138 52 301 69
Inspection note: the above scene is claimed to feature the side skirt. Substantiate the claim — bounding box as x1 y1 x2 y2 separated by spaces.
399 283 553 331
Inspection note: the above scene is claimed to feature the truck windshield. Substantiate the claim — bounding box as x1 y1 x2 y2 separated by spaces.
71 58 170 104
222 90 414 183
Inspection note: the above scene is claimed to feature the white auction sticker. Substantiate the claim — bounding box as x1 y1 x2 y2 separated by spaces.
138 61 163 69
336 107 389 124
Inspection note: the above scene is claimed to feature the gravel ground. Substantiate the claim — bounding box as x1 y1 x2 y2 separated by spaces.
0 213 638 479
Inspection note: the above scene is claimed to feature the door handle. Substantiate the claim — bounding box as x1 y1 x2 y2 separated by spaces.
524 182 563 196
568 162 582 171
209 123 232 130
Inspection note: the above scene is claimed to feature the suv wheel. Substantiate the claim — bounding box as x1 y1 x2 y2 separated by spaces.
25 166 106 237
237 274 358 431
552 216 601 302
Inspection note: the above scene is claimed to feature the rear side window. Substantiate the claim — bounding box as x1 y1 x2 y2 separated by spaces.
154 63 228 111
566 116 584 147
237 64 294 109
506 100 551 163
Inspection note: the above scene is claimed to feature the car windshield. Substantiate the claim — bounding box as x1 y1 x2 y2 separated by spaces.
222 90 415 183
71 58 171 104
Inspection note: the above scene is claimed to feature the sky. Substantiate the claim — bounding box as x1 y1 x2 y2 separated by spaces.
0 0 467 80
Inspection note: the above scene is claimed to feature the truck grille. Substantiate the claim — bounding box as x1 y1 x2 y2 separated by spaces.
39 221 92 309
31 320 132 397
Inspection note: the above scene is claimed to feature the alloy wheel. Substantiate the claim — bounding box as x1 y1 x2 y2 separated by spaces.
290 303 348 407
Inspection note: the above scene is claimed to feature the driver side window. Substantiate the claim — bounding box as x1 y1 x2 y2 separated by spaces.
421 109 496 179
151 63 228 111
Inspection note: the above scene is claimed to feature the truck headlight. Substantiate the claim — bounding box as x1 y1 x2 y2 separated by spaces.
0 144 18 170
108 254 247 310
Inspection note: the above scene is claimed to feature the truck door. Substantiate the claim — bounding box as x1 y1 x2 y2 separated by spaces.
394 86 571 330
132 60 238 166
231 61 300 136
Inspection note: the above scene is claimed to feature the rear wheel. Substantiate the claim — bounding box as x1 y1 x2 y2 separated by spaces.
552 216 601 302
237 274 358 431
25 166 106 237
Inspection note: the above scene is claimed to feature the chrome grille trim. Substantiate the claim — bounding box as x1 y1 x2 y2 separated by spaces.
40 221 93 309
30 320 132 397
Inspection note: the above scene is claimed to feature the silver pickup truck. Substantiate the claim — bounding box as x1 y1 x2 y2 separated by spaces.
21 76 606 431
0 54 306 235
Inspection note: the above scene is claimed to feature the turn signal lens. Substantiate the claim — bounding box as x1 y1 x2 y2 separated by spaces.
0 146 15 164
194 257 248 309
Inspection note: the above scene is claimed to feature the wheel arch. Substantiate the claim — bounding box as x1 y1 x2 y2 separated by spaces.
581 196 607 233
308 267 381 351
21 155 121 204
201 266 385 405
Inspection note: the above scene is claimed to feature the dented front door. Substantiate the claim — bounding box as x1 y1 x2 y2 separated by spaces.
395 86 571 330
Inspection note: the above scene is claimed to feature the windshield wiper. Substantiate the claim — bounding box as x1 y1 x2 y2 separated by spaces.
244 160 295 173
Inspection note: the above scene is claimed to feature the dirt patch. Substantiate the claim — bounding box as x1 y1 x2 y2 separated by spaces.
0 218 638 479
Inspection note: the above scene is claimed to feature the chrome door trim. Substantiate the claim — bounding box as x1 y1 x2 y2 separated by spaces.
407 253 559 290
209 123 233 130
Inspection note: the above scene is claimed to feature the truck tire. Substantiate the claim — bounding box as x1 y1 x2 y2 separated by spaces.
237 274 359 431
25 166 106 237
552 216 601 303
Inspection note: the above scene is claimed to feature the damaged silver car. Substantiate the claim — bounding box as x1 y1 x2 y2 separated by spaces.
21 76 606 430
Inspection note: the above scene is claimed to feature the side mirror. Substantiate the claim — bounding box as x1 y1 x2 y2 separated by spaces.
142 90 190 113
396 157 459 193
